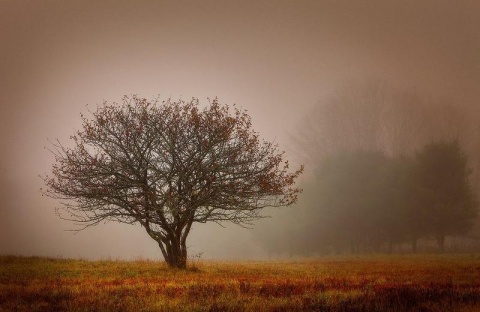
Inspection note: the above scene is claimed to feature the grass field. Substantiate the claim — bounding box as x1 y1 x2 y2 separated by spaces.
0 255 479 311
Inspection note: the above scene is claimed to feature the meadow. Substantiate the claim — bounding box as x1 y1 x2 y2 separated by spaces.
0 255 479 311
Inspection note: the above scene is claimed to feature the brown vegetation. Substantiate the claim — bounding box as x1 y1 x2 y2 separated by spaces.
1 255 479 311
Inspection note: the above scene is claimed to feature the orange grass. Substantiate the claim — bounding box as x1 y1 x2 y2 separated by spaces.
0 255 479 311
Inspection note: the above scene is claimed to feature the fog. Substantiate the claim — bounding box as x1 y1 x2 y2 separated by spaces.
1 0 480 260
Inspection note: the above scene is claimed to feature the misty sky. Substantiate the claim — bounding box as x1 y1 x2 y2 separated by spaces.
1 0 479 260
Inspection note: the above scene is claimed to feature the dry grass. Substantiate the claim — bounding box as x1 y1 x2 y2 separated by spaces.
0 254 479 311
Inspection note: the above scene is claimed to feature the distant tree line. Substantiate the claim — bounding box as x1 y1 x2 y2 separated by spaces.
255 80 480 256
256 140 478 255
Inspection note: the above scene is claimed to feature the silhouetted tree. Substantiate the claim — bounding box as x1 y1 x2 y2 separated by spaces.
43 96 303 268
415 140 478 251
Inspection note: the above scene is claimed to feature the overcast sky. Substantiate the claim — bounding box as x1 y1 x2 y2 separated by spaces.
1 0 479 260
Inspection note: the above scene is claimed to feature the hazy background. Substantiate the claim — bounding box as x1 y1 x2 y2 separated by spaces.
1 0 479 260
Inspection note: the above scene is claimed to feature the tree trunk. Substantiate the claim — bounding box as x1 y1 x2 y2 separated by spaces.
144 215 194 269
160 239 187 269
166 251 187 269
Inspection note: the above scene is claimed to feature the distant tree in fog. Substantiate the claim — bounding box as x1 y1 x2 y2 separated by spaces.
292 80 478 171
253 81 480 256
292 80 431 165
415 140 478 251
42 96 303 268
287 80 480 252
313 151 390 253
255 141 478 256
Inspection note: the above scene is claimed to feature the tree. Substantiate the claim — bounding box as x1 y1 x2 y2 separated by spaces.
292 79 479 169
42 96 303 268
415 140 478 251
376 156 426 253
291 80 430 166
312 150 390 253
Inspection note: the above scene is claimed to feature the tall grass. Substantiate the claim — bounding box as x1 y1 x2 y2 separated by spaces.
0 255 479 311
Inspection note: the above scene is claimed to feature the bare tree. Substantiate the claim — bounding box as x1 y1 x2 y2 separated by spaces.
292 80 477 167
42 96 303 268
292 80 396 166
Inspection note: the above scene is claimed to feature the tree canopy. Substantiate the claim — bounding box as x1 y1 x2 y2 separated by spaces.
415 140 478 250
43 96 303 268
